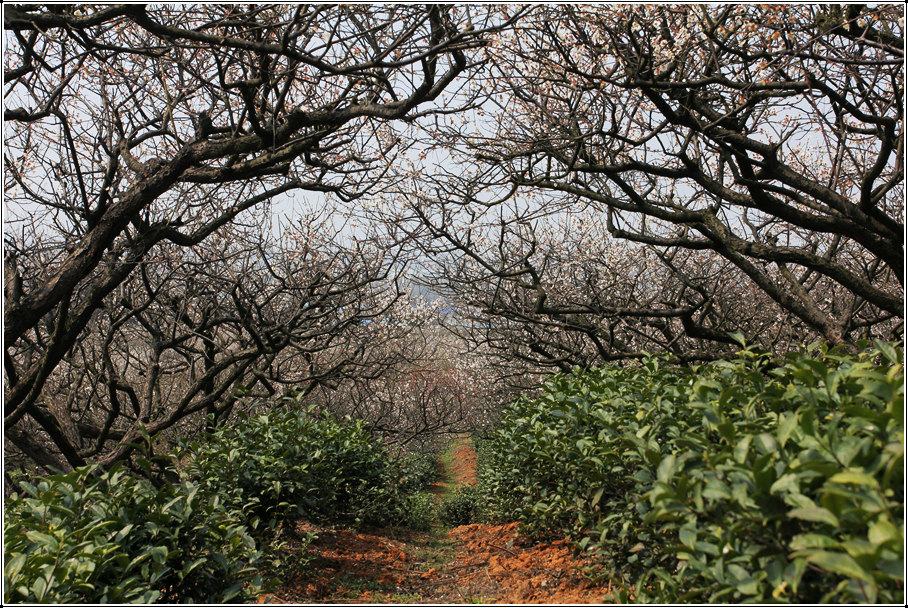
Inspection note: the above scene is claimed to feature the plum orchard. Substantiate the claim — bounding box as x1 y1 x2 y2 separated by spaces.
395 4 903 369
2 6 904 603
3 5 522 472
2 0 904 568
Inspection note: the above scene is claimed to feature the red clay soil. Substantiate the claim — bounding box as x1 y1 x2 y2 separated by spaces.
261 522 615 604
258 440 615 604
449 441 478 486
445 522 614 604
261 523 415 602
430 437 478 497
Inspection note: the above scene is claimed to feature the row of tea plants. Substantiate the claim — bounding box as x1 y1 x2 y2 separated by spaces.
4 394 438 603
476 342 904 603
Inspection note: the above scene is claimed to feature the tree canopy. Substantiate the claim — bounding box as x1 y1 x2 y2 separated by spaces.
3 4 903 473
394 4 903 367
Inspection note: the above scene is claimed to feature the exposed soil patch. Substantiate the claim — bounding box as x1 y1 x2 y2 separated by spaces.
261 522 613 604
430 436 477 498
445 522 613 604
262 525 429 603
449 441 477 486
258 438 614 604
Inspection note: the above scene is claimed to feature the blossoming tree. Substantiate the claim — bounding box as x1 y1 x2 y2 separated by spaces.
3 4 521 471
395 4 903 369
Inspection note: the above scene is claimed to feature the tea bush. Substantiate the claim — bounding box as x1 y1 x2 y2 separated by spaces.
477 342 904 603
179 396 426 531
439 484 482 526
398 451 440 495
4 396 445 604
633 343 904 603
398 492 437 531
4 465 263 604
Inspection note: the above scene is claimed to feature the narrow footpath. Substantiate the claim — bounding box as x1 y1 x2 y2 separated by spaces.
258 437 614 604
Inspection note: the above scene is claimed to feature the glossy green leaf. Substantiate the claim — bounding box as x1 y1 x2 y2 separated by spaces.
788 505 840 527
801 551 874 583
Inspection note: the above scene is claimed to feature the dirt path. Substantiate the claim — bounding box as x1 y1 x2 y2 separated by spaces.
258 437 614 604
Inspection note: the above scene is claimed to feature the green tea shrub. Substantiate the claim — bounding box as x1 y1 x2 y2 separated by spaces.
439 484 482 526
398 451 440 494
398 492 437 531
477 342 904 603
392 453 440 531
633 343 904 603
477 355 697 575
180 396 409 531
3 465 262 604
